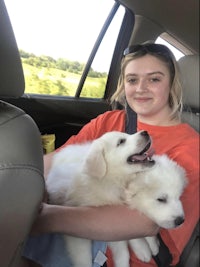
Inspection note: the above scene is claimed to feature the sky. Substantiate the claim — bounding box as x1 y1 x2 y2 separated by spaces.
4 0 183 71
4 0 122 71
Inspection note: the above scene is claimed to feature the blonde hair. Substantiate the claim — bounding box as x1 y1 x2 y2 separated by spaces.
111 44 183 120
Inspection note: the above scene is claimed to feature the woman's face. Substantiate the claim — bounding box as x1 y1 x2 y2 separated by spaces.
124 54 172 124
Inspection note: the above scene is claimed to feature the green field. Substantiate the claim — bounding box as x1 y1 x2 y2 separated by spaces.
22 62 107 98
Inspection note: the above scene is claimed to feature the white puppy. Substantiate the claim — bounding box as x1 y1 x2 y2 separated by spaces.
109 154 187 266
46 131 187 267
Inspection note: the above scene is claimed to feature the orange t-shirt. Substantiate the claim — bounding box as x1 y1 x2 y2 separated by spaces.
60 110 199 266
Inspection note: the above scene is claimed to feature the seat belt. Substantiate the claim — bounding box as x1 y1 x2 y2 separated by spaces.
152 234 173 267
125 103 173 267
125 103 137 134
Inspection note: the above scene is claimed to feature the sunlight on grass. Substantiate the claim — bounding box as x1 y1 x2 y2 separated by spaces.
22 62 106 98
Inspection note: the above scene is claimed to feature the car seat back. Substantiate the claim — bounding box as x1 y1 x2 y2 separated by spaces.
0 0 45 266
177 54 199 267
178 55 199 132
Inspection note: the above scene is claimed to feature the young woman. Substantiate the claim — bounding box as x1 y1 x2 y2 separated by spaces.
23 43 199 267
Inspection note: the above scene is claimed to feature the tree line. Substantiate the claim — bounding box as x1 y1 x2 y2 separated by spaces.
19 50 107 78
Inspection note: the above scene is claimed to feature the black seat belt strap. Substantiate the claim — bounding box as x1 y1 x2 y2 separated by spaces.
153 234 173 267
125 103 137 134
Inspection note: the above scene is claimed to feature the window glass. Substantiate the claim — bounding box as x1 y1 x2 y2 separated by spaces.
81 6 125 98
5 0 124 97
156 37 184 60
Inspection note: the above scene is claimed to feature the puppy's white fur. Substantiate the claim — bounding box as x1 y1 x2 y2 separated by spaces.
110 154 187 265
46 131 187 267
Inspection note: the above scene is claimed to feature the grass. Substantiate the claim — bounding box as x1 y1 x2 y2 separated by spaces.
22 62 107 98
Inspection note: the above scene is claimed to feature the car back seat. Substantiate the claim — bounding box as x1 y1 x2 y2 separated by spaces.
176 54 199 267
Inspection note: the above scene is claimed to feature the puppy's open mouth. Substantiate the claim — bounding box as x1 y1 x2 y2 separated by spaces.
127 141 155 164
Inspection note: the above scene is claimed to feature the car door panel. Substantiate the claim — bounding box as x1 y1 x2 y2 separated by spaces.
2 96 110 148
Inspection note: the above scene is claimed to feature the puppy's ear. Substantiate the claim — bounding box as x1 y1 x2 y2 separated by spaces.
82 140 107 179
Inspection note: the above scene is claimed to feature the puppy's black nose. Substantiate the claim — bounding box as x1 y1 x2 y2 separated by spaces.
141 131 149 137
175 216 185 226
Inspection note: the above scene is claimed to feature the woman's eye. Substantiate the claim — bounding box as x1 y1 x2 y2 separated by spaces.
150 77 161 82
127 78 137 84
117 138 126 146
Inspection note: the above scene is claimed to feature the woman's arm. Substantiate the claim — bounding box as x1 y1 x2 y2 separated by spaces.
31 203 159 241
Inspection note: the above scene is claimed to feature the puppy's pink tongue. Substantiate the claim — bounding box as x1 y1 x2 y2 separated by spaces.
132 147 155 161
132 154 148 161
146 147 155 158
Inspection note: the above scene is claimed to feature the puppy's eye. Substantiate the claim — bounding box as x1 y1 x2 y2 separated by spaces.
117 138 126 146
157 197 167 203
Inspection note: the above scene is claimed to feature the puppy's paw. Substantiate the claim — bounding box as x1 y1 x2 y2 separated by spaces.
145 236 160 256
134 249 152 262
128 238 152 262
124 181 138 208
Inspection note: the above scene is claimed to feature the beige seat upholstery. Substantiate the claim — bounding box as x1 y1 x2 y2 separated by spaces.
0 0 45 266
177 55 199 267
178 55 199 132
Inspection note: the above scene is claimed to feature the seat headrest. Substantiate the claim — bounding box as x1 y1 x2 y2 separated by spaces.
0 0 25 97
178 55 199 111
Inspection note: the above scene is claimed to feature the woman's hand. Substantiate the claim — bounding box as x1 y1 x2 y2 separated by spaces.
30 203 51 235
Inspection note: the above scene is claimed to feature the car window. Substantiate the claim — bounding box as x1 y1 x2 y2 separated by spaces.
5 0 125 98
156 36 184 60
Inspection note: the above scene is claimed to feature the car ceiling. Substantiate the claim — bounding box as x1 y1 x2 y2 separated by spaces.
118 0 199 54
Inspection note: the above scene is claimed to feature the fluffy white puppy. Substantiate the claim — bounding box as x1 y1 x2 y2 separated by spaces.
47 131 154 207
46 131 187 267
109 154 187 266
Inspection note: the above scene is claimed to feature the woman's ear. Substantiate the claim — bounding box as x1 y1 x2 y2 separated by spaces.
82 140 107 179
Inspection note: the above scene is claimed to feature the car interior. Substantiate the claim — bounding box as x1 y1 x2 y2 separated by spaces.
0 0 199 266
